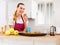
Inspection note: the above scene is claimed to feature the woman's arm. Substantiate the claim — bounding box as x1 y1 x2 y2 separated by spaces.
23 13 28 32
23 21 28 32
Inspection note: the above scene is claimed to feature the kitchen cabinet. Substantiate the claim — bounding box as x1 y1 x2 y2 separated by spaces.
0 38 3 45
14 39 33 45
1 38 33 45
0 39 56 45
0 35 60 45
34 41 56 45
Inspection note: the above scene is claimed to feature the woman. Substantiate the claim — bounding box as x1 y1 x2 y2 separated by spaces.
10 3 28 32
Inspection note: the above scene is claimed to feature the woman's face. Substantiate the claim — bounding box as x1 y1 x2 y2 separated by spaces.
17 5 25 15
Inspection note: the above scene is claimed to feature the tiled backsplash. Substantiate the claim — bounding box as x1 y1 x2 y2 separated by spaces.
28 19 50 33
28 19 60 33
30 25 50 33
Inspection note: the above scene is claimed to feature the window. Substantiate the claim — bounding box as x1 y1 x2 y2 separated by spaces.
36 2 53 25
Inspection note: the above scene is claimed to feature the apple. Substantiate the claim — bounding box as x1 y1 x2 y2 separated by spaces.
14 30 19 36
5 31 10 36
9 28 14 34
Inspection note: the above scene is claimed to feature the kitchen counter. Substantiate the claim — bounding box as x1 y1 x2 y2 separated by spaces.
0 34 60 41
0 34 60 45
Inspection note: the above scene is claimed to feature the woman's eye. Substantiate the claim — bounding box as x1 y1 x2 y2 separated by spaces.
20 7 22 9
20 7 25 10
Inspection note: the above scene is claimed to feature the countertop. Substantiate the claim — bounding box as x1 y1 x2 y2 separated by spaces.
0 34 60 41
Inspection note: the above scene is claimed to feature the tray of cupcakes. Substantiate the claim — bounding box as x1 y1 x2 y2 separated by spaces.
19 32 47 36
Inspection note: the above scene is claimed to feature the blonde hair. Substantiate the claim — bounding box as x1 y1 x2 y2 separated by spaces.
13 3 24 21
13 11 17 21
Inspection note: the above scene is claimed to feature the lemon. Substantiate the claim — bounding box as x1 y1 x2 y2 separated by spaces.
14 30 19 36
5 31 10 36
9 28 14 34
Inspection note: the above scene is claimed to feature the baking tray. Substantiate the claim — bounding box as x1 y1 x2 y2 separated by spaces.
19 32 47 37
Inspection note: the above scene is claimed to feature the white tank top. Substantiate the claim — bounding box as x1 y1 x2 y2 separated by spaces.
16 18 23 24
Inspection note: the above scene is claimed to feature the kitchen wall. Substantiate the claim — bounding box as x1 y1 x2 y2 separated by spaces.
0 0 7 29
8 0 32 19
6 0 32 30
0 0 60 33
7 0 50 33
28 0 60 33
53 0 60 26
53 0 60 33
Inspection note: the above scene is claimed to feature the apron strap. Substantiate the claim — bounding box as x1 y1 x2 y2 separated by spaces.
21 15 24 23
21 15 25 28
15 15 25 24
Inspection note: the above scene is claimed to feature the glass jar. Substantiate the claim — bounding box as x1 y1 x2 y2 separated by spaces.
50 25 56 36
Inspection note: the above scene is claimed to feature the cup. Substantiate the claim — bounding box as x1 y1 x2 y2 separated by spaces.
27 27 31 32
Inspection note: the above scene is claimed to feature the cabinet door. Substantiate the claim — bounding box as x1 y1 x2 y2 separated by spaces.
14 39 33 45
0 38 3 45
34 41 56 45
2 38 15 45
2 38 33 45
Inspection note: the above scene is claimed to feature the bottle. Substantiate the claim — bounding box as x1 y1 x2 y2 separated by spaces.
50 25 56 36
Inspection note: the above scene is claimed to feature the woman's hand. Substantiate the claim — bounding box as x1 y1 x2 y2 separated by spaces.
23 13 28 22
23 29 26 33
